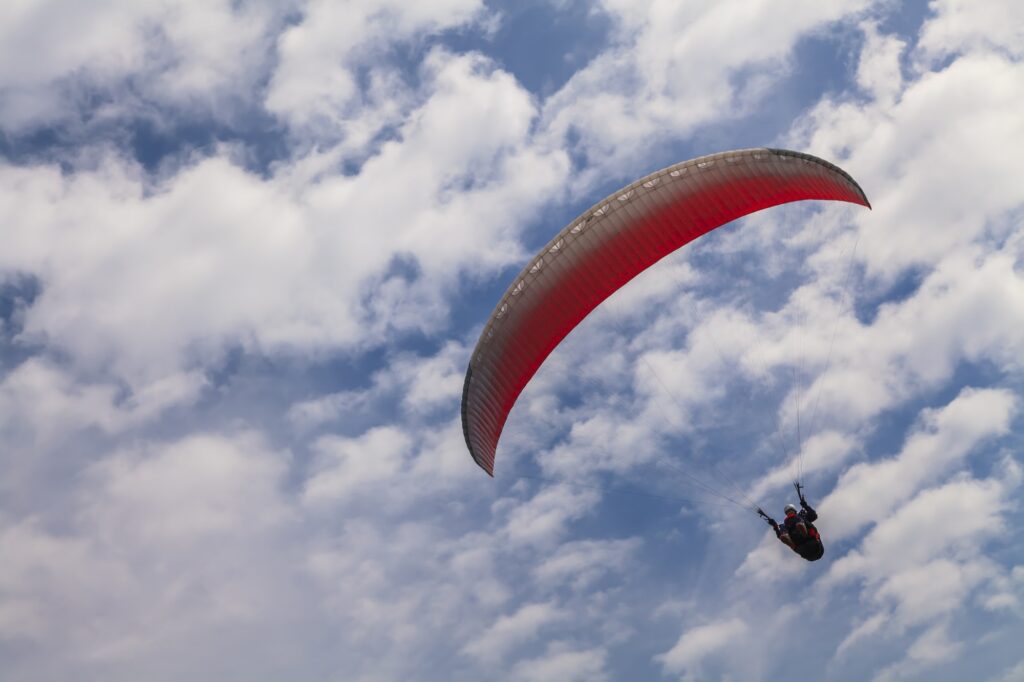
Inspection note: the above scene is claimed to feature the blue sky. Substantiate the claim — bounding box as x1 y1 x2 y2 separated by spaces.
1 1 1023 681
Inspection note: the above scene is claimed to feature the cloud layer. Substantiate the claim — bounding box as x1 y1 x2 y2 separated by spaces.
2 2 1023 681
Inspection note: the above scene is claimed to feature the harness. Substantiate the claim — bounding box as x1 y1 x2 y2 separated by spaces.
805 522 820 541
760 484 824 562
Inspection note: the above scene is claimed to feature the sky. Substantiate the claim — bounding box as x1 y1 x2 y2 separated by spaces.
1 1 1023 681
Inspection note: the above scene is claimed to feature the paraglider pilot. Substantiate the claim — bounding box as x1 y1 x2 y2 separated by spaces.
759 484 824 562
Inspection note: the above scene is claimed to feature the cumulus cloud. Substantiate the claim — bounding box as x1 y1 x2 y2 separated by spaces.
855 22 905 105
509 644 610 682
835 611 888 658
500 484 600 548
690 16 1024 679
532 538 642 591
822 386 1017 541
1 49 566 399
288 341 466 431
821 470 1017 595
917 0 1024 62
83 431 292 546
796 51 1024 280
656 616 748 679
0 431 301 678
0 1 288 130
303 426 413 505
750 430 859 500
873 621 964 682
0 359 159 439
541 0 877 190
818 459 1022 678
462 601 567 664
3 2 1024 681
265 0 485 136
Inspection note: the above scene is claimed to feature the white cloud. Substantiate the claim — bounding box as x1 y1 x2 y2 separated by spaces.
695 18 1024 681
818 460 1022 678
0 1 286 130
3 3 1024 681
541 0 876 190
84 431 292 546
532 538 642 592
0 0 147 127
287 389 369 431
509 644 609 682
540 405 665 477
303 426 412 505
0 359 133 438
407 417 481 484
822 469 1017 595
796 52 1024 280
1 155 319 385
836 611 888 658
0 358 207 504
875 558 996 628
656 616 748 679
991 660 1024 682
917 0 1024 62
735 531 808 585
872 621 963 682
730 239 1024 449
397 342 466 415
462 601 566 664
0 518 123 641
822 386 1016 541
856 22 905 105
0 431 301 674
288 341 467 431
534 299 791 481
750 430 859 501
265 0 485 136
1 358 204 428
297 507 624 682
501 484 600 548
1 49 567 398
303 518 502 678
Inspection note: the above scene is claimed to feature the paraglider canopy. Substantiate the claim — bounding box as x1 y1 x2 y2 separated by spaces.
461 148 870 475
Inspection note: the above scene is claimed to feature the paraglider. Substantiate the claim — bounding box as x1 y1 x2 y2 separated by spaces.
461 147 870 478
759 484 824 561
